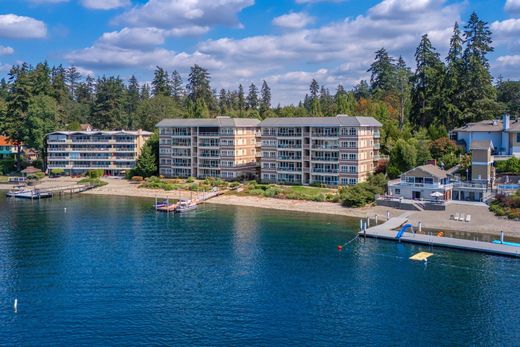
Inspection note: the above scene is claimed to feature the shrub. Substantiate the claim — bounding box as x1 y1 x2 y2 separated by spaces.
28 172 45 180
78 178 107 187
186 176 195 183
131 176 144 182
50 168 65 176
87 169 104 179
139 176 174 191
495 157 520 174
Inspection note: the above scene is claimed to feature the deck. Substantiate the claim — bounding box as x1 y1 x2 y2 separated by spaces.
360 215 520 257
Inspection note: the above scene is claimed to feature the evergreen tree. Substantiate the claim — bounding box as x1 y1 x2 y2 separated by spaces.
367 48 395 96
187 64 212 106
170 70 185 102
460 12 500 122
31 62 52 96
126 75 140 128
309 79 322 116
246 83 259 110
76 75 95 104
218 88 228 115
444 22 465 128
353 80 370 100
152 66 171 96
259 80 271 117
335 86 355 115
140 83 151 100
237 84 245 113
90 76 126 129
395 56 412 127
65 66 82 100
319 86 334 116
410 34 445 127
134 142 157 177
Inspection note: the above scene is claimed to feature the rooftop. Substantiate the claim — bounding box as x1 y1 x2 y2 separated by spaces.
47 130 153 136
0 136 19 146
402 164 448 179
470 139 494 150
259 115 382 127
453 118 520 132
156 116 260 128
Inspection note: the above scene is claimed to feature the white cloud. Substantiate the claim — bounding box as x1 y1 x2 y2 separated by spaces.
0 63 12 72
0 14 47 39
81 0 130 10
98 27 167 48
114 0 254 29
0 45 14 55
65 45 223 71
272 12 315 29
505 0 520 14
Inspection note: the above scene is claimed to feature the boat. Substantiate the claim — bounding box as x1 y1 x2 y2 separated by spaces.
175 199 198 213
154 199 170 209
6 187 53 199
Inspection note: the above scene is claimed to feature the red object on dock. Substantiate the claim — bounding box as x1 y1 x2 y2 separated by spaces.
337 245 343 251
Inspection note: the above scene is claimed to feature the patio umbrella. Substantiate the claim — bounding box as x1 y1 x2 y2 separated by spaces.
430 192 444 198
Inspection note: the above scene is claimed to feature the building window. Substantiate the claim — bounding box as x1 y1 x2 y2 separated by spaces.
395 188 400 194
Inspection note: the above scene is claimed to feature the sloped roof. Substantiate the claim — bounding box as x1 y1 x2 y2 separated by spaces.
259 115 382 127
0 136 18 146
453 120 503 132
470 139 494 150
156 116 260 128
403 164 448 179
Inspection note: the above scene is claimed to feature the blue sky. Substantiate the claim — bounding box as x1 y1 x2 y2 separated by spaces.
1 0 520 105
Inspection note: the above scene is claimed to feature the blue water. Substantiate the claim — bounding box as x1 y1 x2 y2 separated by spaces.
1 195 519 346
498 184 520 190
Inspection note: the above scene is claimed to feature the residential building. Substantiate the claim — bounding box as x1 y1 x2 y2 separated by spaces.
470 140 494 184
452 114 520 156
0 136 19 159
259 115 382 186
46 130 152 176
156 117 260 180
387 164 453 201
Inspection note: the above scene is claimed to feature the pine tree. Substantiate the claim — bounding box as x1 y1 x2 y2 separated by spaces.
140 83 150 100
335 85 355 115
31 62 52 96
460 12 500 122
367 48 395 96
309 79 322 116
126 75 140 128
170 70 184 102
259 80 271 117
444 22 465 128
152 66 171 96
91 76 126 129
218 88 227 115
410 34 445 127
187 64 212 106
65 66 82 100
76 75 95 104
395 56 412 127
246 83 259 110
237 84 245 114
134 143 157 177
319 86 334 116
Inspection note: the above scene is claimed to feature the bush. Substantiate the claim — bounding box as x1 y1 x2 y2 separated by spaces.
0 159 16 175
87 169 104 179
186 176 195 183
27 172 45 180
50 168 65 177
495 157 520 174
139 176 174 191
131 176 144 182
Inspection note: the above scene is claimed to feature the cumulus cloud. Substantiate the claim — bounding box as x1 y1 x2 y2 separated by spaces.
272 12 315 29
505 0 520 14
0 45 14 55
81 0 130 10
0 14 47 39
114 0 254 29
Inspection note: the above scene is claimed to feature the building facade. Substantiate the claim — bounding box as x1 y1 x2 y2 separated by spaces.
156 117 260 180
259 115 382 186
388 164 453 201
46 130 152 176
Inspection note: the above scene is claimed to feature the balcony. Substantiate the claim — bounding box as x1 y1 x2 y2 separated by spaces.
278 156 302 161
311 157 339 162
312 168 339 173
374 131 381 138
277 167 302 172
373 143 381 150
198 132 220 137
312 144 339 150
277 144 302 149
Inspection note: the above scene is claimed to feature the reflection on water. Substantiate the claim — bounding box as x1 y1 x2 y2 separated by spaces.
0 195 519 346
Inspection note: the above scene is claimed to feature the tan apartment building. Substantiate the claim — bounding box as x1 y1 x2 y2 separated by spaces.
156 117 260 180
259 115 382 186
46 130 152 176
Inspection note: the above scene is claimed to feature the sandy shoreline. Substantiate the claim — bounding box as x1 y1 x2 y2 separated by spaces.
3 177 519 237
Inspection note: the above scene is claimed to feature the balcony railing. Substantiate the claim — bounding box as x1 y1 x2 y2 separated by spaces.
312 145 339 150
312 168 339 173
278 144 302 149
278 156 302 160
374 131 381 138
277 167 302 172
311 157 339 162
373 143 381 149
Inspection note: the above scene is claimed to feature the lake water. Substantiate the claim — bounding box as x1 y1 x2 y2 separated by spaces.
1 195 519 346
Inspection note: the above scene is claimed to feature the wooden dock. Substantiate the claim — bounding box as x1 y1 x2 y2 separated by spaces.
155 189 225 213
360 215 520 257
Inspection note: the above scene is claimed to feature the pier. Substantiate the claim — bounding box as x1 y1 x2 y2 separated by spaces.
360 214 520 257
155 189 225 212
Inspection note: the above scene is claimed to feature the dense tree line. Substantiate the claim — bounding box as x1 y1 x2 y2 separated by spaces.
0 11 519 178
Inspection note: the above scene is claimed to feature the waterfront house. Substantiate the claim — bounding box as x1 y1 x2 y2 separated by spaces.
156 117 260 180
0 136 19 159
452 114 520 157
259 115 382 186
388 164 452 201
46 129 152 176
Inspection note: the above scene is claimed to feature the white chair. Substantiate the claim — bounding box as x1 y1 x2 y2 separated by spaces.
454 213 460 221
460 213 465 222
465 214 471 223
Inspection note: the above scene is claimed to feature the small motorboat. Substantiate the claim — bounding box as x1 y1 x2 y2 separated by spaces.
7 187 52 199
175 199 197 213
154 199 170 209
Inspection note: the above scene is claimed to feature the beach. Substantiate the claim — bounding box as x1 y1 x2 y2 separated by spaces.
2 177 519 236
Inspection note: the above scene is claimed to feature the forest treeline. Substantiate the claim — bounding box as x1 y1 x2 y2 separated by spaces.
1 12 520 176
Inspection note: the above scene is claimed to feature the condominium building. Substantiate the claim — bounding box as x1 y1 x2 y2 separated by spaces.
259 115 382 186
46 130 152 176
156 117 260 180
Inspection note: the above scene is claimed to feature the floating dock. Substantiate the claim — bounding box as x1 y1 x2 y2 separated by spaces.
360 215 520 257
155 190 225 213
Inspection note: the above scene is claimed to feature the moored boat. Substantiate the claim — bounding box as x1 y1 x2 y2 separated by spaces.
175 199 197 213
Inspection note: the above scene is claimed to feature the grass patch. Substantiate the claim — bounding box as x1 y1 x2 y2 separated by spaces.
241 181 340 202
78 178 108 187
